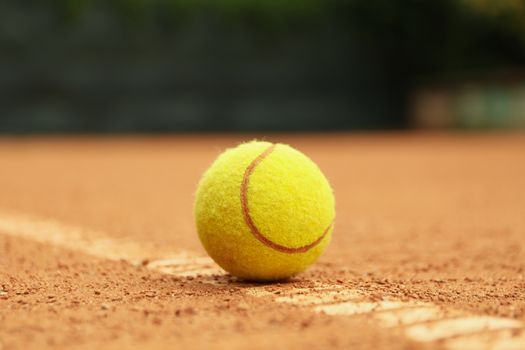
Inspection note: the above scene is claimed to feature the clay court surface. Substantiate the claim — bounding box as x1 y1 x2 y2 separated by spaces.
1 133 524 349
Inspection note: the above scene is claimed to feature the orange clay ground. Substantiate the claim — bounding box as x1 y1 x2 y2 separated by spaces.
0 133 524 350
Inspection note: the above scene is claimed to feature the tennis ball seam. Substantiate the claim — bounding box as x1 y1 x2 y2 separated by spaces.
240 143 334 254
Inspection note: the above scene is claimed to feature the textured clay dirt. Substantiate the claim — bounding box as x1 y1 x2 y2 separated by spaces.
1 133 524 349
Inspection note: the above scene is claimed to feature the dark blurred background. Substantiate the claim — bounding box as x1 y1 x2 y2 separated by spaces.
1 0 525 133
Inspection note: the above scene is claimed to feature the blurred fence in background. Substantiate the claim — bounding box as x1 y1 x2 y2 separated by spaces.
1 0 525 133
411 70 525 129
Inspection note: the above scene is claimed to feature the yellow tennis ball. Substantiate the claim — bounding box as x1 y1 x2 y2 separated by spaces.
194 141 335 281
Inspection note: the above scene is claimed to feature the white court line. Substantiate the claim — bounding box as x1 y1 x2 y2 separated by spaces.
0 211 211 270
275 289 363 305
0 211 159 264
374 306 458 327
147 257 223 277
445 329 525 350
0 210 523 350
314 300 431 316
405 316 522 342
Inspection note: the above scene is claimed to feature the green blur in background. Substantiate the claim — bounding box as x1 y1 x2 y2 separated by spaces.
1 0 525 133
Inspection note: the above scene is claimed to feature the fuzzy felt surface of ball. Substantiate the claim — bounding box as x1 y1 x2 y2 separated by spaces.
194 141 335 281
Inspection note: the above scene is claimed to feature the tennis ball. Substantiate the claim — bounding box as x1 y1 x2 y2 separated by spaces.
194 141 335 281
